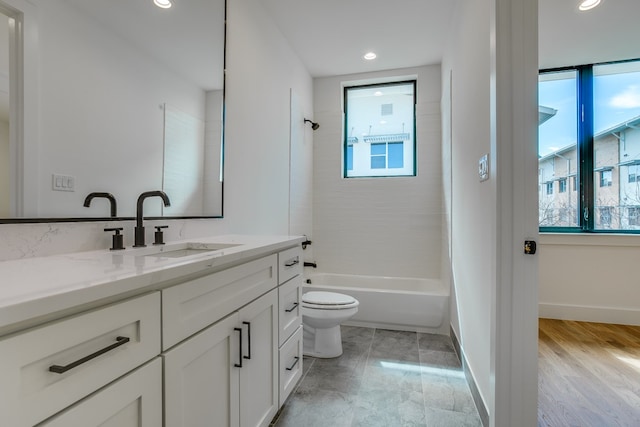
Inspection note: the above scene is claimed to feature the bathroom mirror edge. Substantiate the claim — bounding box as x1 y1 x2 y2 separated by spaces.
0 0 226 223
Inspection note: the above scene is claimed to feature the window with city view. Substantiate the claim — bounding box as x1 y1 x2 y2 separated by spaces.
344 81 416 178
539 59 640 232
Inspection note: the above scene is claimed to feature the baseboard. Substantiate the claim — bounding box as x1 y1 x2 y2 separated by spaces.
343 320 449 335
450 326 489 427
539 303 640 326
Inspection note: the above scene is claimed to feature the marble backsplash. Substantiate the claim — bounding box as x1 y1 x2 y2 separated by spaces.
0 219 228 261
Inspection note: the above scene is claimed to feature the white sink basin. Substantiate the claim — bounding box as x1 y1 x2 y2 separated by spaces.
140 242 242 258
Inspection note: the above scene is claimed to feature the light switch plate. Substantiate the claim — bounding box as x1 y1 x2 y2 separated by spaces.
52 173 76 192
478 154 489 182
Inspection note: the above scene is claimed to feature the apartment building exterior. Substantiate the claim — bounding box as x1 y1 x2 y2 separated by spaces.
539 114 640 230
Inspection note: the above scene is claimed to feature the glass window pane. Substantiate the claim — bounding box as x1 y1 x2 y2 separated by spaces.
371 143 386 155
539 70 579 227
344 81 415 178
371 156 385 169
594 60 640 230
388 142 404 168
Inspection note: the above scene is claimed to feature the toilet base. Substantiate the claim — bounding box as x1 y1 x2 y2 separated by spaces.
303 323 343 358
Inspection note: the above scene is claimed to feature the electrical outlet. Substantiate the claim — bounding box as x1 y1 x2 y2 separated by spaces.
52 173 76 192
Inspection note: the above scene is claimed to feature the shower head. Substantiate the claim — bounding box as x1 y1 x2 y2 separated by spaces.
304 118 320 131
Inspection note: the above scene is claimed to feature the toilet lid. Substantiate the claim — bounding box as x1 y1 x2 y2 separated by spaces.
302 291 357 306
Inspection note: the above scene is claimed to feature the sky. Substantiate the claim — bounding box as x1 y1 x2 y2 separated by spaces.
538 68 640 157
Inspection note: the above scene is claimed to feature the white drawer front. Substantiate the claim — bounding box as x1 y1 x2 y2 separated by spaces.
278 326 303 406
278 275 302 346
40 358 162 427
162 254 277 350
0 292 161 427
278 246 302 285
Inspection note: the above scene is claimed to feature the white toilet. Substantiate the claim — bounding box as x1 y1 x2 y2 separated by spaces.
302 291 359 358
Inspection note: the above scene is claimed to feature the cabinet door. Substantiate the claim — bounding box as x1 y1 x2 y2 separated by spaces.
40 358 162 427
164 313 241 427
238 289 278 427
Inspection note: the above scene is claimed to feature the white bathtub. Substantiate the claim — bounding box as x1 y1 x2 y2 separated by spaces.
304 273 449 334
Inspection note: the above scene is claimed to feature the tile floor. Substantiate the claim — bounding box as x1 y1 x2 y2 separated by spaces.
271 326 482 427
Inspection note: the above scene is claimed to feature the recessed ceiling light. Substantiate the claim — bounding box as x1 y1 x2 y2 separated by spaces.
363 52 377 61
154 0 172 9
374 91 383 96
578 0 601 11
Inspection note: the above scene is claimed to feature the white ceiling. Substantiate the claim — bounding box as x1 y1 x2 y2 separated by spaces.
539 0 640 69
262 0 456 77
262 0 640 77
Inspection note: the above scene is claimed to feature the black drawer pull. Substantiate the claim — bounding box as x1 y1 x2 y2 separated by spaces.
285 356 300 371
243 321 252 360
284 258 299 267
234 328 243 368
285 302 299 313
49 336 130 374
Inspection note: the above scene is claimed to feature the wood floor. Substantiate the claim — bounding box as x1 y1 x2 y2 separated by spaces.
538 318 640 427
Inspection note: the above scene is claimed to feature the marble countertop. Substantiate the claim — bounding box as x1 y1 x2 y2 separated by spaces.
0 234 304 333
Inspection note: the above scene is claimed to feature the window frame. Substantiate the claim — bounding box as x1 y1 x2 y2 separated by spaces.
539 58 640 234
343 80 417 179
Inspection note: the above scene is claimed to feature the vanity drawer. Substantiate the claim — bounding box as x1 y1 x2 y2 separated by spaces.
278 246 302 285
278 275 302 346
0 292 161 427
162 254 277 350
279 326 303 406
39 358 162 427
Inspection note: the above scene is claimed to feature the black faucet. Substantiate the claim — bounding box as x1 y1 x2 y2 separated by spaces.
83 192 118 217
133 191 171 247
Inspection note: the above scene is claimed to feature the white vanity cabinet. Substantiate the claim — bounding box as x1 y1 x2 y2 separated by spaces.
0 237 306 427
277 247 304 405
0 292 161 427
162 255 280 427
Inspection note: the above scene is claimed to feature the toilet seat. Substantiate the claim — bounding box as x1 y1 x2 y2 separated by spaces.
302 291 359 310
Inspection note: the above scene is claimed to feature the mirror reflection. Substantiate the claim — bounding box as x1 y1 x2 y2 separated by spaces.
0 0 225 221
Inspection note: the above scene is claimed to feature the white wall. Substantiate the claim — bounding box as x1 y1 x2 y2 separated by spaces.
442 0 493 413
312 66 442 279
539 234 640 325
0 0 313 261
443 0 540 424
224 0 312 236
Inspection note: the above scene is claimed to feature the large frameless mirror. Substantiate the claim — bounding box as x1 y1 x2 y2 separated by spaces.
0 0 225 222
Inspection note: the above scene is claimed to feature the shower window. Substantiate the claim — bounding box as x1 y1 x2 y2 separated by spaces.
343 81 416 178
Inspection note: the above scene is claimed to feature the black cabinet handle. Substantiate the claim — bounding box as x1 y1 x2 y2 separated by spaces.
243 321 251 360
284 258 299 267
285 302 299 313
234 327 243 368
49 336 130 374
285 356 300 371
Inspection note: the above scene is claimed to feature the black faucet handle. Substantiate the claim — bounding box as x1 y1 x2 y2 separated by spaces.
153 225 168 246
104 228 125 251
